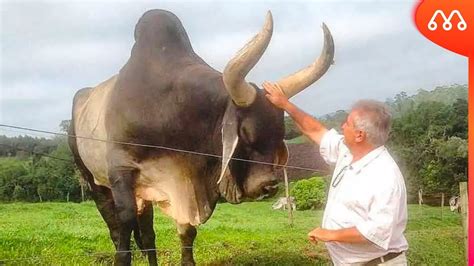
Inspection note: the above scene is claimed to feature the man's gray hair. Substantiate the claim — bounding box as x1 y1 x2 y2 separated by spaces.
351 100 392 146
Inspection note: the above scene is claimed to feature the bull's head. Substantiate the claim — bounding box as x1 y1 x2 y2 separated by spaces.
218 12 334 203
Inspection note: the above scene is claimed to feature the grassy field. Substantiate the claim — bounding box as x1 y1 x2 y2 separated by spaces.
0 202 465 265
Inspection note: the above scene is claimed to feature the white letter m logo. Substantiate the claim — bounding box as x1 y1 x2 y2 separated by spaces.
428 10 467 31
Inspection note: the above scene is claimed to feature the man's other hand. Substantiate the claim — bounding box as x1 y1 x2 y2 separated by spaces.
308 227 333 244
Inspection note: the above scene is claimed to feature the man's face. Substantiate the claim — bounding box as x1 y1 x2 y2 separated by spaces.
341 111 363 149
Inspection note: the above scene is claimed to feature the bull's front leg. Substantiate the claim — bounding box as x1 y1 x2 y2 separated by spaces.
176 223 197 265
109 167 138 266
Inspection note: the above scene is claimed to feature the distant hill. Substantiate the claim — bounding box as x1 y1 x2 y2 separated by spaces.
287 84 468 143
386 84 467 117
411 84 467 105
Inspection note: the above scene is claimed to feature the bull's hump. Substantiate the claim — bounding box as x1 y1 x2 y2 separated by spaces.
134 9 193 54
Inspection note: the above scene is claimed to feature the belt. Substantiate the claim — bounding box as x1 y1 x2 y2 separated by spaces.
364 252 403 266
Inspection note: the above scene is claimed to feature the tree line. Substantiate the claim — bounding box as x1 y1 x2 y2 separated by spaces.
388 90 467 200
0 127 84 202
0 84 467 202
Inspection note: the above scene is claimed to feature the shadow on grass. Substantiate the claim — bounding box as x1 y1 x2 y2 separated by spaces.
90 250 177 265
206 252 331 266
87 250 331 265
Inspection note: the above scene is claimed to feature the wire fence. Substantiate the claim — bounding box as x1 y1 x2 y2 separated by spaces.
0 123 325 174
0 246 198 264
0 250 173 265
0 143 74 163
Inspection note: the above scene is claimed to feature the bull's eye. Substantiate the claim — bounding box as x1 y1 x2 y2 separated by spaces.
239 126 251 144
239 123 257 146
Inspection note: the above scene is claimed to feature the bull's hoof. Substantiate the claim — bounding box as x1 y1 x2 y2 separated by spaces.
114 252 132 266
147 251 158 266
181 259 196 266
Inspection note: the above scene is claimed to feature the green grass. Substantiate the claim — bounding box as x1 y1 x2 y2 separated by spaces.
0 202 465 265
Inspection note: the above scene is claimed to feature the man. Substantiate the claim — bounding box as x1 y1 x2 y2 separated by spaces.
263 82 408 265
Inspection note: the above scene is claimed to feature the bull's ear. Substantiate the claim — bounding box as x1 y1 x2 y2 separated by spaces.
218 109 239 184
275 141 289 167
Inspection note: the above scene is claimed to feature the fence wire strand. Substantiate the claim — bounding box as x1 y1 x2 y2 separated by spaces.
0 243 238 263
0 143 74 163
0 123 326 173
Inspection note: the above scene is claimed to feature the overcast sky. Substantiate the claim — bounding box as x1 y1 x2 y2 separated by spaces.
0 0 468 137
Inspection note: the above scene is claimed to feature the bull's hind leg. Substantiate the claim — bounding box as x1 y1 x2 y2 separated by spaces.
108 167 139 266
68 125 121 249
91 185 121 248
73 163 121 248
176 223 197 266
137 201 157 266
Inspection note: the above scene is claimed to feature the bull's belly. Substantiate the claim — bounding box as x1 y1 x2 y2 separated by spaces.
80 153 209 226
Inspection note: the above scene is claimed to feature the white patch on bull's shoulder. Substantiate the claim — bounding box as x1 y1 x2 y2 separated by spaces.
74 76 117 187
135 157 204 226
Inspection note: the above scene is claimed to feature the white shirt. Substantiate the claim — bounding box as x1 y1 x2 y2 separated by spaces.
319 129 409 265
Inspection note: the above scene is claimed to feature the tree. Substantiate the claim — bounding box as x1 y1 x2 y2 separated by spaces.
0 158 28 201
388 98 467 198
320 110 348 130
0 134 83 202
59 120 71 133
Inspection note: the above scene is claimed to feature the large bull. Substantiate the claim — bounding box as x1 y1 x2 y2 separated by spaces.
69 9 334 265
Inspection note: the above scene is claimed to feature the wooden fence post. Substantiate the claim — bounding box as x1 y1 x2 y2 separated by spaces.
418 189 423 217
81 183 85 202
283 168 293 227
459 182 468 263
441 193 444 220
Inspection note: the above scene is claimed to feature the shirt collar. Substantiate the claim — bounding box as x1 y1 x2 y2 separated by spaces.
349 145 386 174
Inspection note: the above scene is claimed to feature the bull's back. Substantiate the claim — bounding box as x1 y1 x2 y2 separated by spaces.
72 76 118 187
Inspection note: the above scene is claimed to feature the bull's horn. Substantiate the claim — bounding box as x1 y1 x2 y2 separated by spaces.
276 23 334 98
223 11 273 107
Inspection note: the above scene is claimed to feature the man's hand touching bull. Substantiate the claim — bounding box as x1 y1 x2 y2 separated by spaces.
262 82 290 109
262 81 328 145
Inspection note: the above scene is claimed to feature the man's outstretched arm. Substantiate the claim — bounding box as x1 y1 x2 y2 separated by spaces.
263 81 328 145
